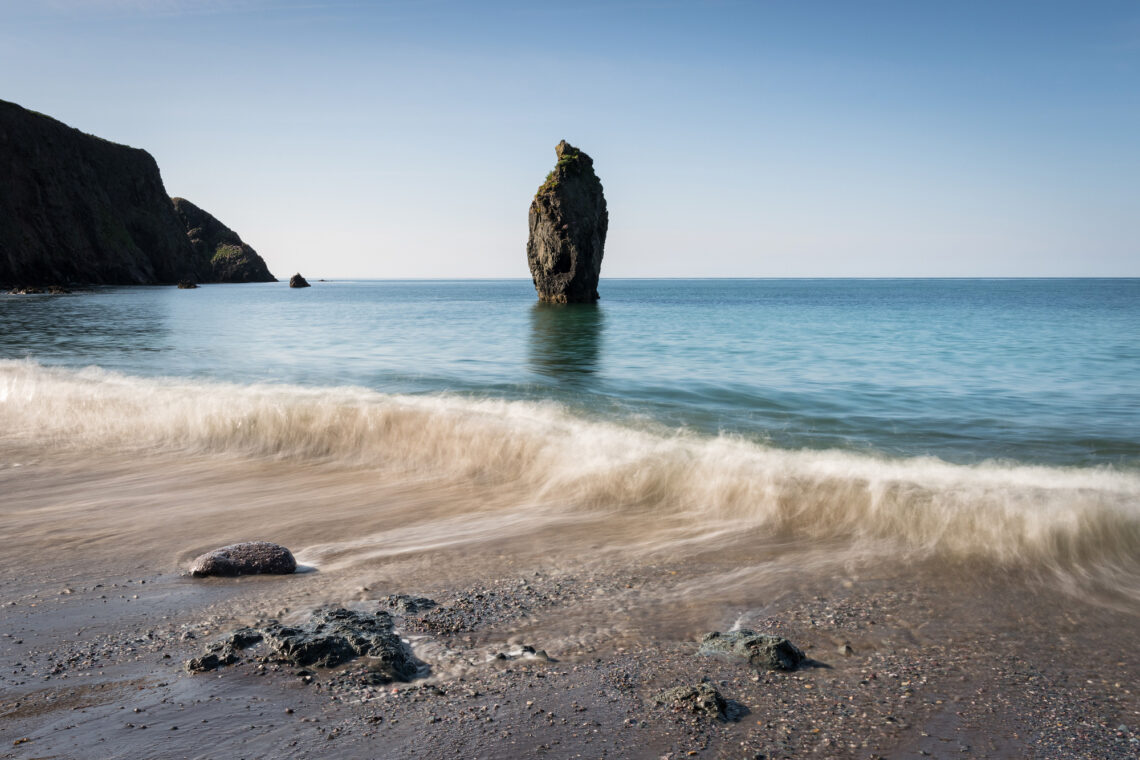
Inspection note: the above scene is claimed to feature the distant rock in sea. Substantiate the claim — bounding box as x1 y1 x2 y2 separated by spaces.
289 273 311 288
176 280 198 289
0 99 201 287
527 140 608 303
171 197 275 283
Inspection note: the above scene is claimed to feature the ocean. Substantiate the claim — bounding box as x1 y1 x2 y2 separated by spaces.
2 278 1139 596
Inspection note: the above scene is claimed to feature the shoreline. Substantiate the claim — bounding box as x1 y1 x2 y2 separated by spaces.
3 447 1139 758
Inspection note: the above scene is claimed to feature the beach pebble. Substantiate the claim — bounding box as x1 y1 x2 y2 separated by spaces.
188 542 296 578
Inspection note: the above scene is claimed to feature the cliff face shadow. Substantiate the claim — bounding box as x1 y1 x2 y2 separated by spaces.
527 302 604 382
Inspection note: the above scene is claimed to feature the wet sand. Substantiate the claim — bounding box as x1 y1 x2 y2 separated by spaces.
3 447 1140 759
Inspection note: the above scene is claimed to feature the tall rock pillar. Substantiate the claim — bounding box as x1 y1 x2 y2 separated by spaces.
527 140 608 303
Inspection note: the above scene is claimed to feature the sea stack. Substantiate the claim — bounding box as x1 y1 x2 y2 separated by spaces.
289 273 311 288
527 140 608 303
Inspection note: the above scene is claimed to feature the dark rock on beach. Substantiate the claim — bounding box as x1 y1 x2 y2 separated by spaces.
289 273 311 288
0 99 201 287
654 683 728 720
185 608 418 683
527 140 608 303
171 197 275 283
188 541 296 578
698 629 805 671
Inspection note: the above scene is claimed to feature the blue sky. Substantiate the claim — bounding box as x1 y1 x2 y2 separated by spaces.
1 0 1137 277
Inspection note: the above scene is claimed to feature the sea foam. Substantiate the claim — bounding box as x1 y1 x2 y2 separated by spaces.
3 359 1139 581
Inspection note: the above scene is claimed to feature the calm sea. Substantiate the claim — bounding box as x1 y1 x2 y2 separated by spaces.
1 279 1137 468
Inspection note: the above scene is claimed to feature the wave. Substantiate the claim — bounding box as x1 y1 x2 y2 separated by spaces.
2 359 1139 580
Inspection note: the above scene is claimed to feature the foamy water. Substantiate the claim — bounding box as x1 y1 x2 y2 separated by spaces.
4 360 1138 594
3 279 1139 606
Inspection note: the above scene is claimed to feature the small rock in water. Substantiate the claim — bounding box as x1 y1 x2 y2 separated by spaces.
698 629 805 671
188 541 296 578
654 683 727 720
176 280 198 289
289 273 311 288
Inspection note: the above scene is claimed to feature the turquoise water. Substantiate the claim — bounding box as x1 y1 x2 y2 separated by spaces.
2 278 1137 468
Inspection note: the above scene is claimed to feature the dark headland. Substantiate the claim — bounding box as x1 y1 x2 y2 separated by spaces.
0 99 274 288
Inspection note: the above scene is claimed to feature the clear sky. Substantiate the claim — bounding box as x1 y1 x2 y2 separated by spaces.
1 0 1137 277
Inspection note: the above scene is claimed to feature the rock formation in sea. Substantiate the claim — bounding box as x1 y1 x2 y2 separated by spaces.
0 98 275 287
171 197 275 283
289 273 311 288
527 140 608 303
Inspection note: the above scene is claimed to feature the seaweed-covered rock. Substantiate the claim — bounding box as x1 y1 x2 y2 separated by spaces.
188 541 296 578
289 273 310 288
171 197 275 283
526 140 608 303
698 629 805 671
654 683 727 719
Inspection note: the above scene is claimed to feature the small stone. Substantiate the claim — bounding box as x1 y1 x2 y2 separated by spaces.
654 683 727 720
188 542 296 578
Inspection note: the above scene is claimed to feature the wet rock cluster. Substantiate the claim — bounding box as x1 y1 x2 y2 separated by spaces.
186 608 418 684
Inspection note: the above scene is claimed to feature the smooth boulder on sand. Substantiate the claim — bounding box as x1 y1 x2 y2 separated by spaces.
188 541 297 577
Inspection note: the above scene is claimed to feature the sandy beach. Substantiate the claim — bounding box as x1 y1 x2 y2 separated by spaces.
3 438 1138 759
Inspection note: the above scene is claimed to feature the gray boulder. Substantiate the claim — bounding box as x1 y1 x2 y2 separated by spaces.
526 140 608 303
698 629 805 671
188 541 296 577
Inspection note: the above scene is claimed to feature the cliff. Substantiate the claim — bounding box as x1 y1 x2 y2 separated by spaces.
527 140 608 303
172 197 275 283
0 99 200 286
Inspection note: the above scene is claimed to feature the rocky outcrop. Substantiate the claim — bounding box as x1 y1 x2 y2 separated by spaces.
289 273 310 288
698 629 805 671
0 99 201 287
185 608 419 684
171 197 275 283
527 140 608 303
188 541 297 577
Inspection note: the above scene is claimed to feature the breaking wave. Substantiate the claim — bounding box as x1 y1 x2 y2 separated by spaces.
2 359 1139 580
